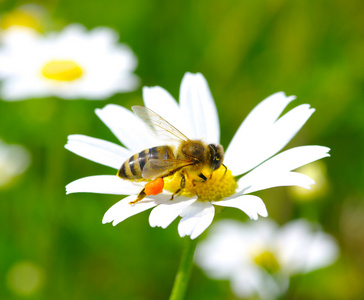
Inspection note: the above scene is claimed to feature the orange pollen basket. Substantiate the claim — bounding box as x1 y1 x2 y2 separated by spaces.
145 178 164 196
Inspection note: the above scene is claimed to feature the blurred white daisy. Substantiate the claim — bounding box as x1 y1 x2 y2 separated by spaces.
0 139 31 187
195 219 339 300
65 72 330 239
0 24 139 100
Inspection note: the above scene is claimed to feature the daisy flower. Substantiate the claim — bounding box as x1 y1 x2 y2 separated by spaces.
0 139 31 187
65 72 330 239
194 219 339 300
0 24 139 100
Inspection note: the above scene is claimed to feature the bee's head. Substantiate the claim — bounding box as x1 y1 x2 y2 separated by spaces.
208 144 224 171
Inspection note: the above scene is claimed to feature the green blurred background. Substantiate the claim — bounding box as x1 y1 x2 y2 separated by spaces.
1 0 364 299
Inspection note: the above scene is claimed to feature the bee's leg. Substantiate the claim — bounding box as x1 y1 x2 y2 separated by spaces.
170 172 186 200
191 172 207 186
129 188 146 205
198 173 207 182
180 172 186 189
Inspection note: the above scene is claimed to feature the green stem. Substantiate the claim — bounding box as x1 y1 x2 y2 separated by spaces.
169 237 198 300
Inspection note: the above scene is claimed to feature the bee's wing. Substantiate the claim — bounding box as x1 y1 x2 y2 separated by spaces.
132 105 189 142
142 158 194 180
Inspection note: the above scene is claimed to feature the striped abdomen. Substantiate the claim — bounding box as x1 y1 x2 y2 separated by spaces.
117 146 174 180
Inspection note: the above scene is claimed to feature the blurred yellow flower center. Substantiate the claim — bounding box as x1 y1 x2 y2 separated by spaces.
289 161 329 202
41 60 83 82
0 10 41 30
253 251 280 273
164 165 237 201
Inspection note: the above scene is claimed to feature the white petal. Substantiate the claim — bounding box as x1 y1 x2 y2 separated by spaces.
66 175 142 195
226 92 294 152
0 27 40 51
149 196 197 229
300 233 339 273
65 134 131 169
195 220 248 278
237 146 330 194
229 268 261 298
237 104 315 173
142 86 187 134
95 104 160 152
88 26 119 49
179 73 220 143
231 92 296 139
258 145 331 172
102 194 170 226
226 95 315 175
178 201 215 239
231 267 283 300
1 77 46 101
239 172 315 194
213 195 268 220
112 45 138 72
277 220 339 274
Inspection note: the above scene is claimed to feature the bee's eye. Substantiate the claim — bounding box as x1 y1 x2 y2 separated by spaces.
212 154 222 170
209 144 223 171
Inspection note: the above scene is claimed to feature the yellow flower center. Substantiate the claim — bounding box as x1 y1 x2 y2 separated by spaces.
253 251 280 273
164 165 237 201
41 60 83 82
0 10 41 31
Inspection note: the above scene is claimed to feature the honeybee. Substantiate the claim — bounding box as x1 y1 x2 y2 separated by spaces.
118 105 225 205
